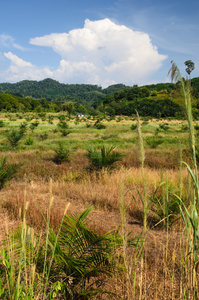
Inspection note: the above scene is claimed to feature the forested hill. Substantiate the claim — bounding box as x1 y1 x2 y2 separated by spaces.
0 79 129 105
0 77 199 102
0 77 199 117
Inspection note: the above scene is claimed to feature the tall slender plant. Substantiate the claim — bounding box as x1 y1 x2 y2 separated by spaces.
169 61 199 298
136 111 148 232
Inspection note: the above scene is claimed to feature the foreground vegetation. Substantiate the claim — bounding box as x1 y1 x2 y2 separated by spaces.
1 69 199 298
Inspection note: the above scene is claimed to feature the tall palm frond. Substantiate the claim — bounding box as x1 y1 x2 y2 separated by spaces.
49 206 126 299
85 145 125 170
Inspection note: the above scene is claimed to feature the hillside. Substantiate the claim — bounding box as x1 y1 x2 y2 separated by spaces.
0 79 129 106
0 78 199 117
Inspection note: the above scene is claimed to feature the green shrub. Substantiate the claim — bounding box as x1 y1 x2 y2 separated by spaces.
29 121 39 131
48 115 54 124
50 206 123 299
101 133 117 140
58 115 66 121
85 145 125 170
53 143 71 164
181 124 189 131
194 124 199 131
60 129 70 137
0 156 21 189
154 128 160 136
95 122 106 129
5 130 24 148
24 137 34 145
146 138 164 148
159 123 170 131
19 122 28 134
149 183 180 227
0 120 5 128
131 124 137 130
57 121 69 130
37 132 48 141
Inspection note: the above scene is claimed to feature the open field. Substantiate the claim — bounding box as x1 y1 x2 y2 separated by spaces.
0 112 199 299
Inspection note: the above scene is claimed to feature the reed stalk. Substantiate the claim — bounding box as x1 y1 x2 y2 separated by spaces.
136 111 147 232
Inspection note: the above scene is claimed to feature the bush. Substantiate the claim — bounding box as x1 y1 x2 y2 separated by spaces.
85 145 125 170
94 122 106 130
181 124 188 131
57 121 69 130
159 123 170 131
24 137 34 145
60 129 70 137
0 156 21 189
53 143 71 164
146 138 164 148
29 121 39 131
19 122 28 134
131 124 137 130
50 206 123 299
194 124 199 131
37 132 48 141
5 130 24 148
149 183 181 227
0 120 5 127
1 206 126 299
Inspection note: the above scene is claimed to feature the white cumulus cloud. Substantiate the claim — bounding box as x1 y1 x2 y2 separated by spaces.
3 51 53 82
4 18 167 86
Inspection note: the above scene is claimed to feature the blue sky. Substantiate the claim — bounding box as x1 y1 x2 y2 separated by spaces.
0 0 198 87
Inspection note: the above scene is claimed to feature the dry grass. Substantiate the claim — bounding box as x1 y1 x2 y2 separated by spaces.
0 116 198 299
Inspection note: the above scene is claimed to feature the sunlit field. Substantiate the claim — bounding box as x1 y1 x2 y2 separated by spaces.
0 111 198 299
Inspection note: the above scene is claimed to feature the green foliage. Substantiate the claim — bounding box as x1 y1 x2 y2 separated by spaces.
24 136 34 145
62 101 74 117
145 138 164 149
0 120 5 127
37 132 48 141
195 124 199 131
57 121 69 130
159 123 170 131
53 143 71 164
94 121 106 129
85 145 125 170
60 129 71 137
19 122 28 134
131 124 137 130
4 129 24 148
181 124 189 131
0 156 21 189
86 123 91 128
50 206 122 299
29 121 39 131
0 205 127 299
149 182 180 227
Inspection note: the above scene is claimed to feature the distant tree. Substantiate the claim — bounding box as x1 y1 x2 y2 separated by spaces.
184 60 195 86
62 101 74 118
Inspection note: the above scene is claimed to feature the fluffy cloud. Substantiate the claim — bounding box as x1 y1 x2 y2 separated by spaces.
3 51 53 82
4 19 167 86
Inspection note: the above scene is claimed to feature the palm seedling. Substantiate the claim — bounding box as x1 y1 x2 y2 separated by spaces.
49 206 123 299
4 129 24 148
53 143 71 164
0 156 21 189
85 145 125 170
